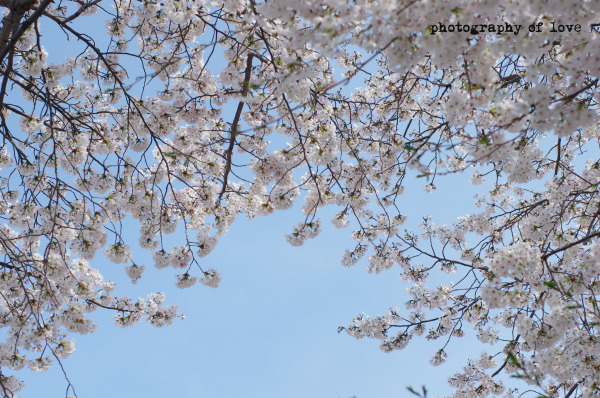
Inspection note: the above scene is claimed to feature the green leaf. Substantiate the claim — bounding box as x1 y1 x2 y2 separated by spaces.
506 350 520 367
543 281 557 289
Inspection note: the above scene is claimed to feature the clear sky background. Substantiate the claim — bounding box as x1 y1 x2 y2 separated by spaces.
21 174 494 398
9 4 514 398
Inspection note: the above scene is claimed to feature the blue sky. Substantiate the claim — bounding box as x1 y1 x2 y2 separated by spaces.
20 169 494 398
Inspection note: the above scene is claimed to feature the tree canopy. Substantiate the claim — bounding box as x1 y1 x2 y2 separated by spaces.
1 0 600 397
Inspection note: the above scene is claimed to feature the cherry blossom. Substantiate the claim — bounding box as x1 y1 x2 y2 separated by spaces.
0 0 599 396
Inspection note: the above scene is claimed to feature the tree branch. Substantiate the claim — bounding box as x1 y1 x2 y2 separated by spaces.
542 231 600 260
218 53 254 202
0 0 53 65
